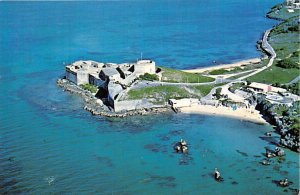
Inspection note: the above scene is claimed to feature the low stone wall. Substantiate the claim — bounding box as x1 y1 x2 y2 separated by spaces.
114 99 165 112
199 99 219 106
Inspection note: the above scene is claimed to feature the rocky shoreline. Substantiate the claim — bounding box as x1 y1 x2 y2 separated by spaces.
258 6 299 153
58 78 299 153
57 78 172 118
253 95 299 153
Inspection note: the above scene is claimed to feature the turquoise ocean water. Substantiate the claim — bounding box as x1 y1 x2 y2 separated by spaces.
0 1 299 194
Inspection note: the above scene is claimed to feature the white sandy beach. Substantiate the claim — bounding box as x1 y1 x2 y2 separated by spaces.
183 58 261 73
180 104 267 124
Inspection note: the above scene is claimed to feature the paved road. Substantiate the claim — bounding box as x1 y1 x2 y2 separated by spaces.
219 29 277 101
237 29 276 81
288 76 300 84
205 69 256 79
126 29 277 102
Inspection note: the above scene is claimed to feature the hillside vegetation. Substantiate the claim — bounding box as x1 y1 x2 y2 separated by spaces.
160 67 215 83
248 10 299 84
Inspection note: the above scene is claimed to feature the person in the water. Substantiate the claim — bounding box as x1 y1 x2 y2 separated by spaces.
214 168 221 181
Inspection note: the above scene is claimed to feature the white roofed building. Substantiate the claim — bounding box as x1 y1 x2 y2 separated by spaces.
247 82 287 93
134 60 156 76
286 0 300 9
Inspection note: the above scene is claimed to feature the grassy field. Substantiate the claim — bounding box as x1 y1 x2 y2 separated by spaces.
160 67 215 83
267 3 300 20
126 83 228 103
192 83 226 97
248 7 299 85
80 84 98 93
209 69 229 75
192 85 216 97
127 85 197 103
247 65 298 84
269 15 299 61
228 70 256 80
208 61 266 75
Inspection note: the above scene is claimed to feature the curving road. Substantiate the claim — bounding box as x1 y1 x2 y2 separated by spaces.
126 29 277 101
237 29 276 81
216 29 277 101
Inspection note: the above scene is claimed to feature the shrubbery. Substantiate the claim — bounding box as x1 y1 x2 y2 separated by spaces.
276 59 299 69
80 84 98 93
139 73 159 81
280 82 300 96
288 25 299 32
291 120 300 135
209 69 228 75
215 88 222 99
291 51 300 58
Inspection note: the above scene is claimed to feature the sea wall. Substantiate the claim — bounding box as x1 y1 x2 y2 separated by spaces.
114 99 165 112
57 78 171 117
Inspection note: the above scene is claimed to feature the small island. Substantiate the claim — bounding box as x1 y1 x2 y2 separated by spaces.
58 1 299 152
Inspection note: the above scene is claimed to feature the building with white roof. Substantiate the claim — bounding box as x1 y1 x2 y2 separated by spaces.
286 0 300 9
247 82 287 93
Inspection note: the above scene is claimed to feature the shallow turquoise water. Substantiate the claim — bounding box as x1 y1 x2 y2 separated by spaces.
0 1 299 194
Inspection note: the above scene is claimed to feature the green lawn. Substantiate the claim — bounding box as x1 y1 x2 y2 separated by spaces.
80 84 98 93
192 83 226 97
267 4 300 20
247 65 299 84
227 70 256 80
127 85 197 103
160 67 215 83
192 85 216 97
209 69 230 75
248 9 299 85
269 15 299 61
270 32 299 60
208 61 266 76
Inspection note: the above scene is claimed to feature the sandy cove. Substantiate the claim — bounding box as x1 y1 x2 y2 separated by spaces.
183 58 261 73
179 104 267 124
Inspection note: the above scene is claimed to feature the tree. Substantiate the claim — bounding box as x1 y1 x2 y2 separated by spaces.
214 88 222 99
288 25 299 32
139 73 159 81
276 59 298 69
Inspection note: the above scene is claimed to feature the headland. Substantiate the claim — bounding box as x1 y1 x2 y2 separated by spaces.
58 1 300 152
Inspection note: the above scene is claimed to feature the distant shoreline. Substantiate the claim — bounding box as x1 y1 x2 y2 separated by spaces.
183 58 261 73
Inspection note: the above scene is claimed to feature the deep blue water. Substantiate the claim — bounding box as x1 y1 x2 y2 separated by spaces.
1 1 299 194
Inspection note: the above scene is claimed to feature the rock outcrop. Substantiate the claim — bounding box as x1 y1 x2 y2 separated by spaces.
57 78 171 118
253 94 299 152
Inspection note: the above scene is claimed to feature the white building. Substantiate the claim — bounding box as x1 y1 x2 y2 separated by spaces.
286 0 300 9
169 98 199 108
66 60 104 85
247 82 287 93
99 68 121 82
134 60 156 76
65 59 157 109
